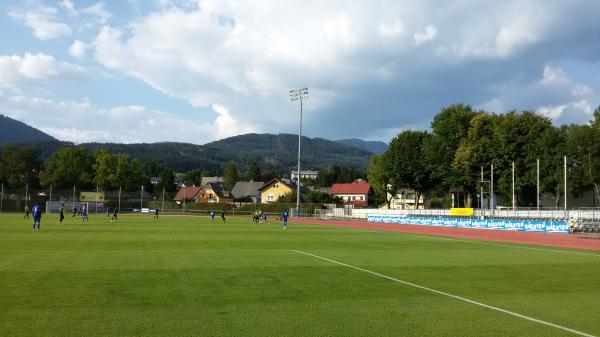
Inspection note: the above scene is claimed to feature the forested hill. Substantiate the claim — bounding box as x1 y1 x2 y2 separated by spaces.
204 133 373 170
336 138 388 154
0 114 56 145
6 133 374 173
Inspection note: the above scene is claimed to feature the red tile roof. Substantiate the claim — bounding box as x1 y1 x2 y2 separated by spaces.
330 182 371 194
173 186 203 201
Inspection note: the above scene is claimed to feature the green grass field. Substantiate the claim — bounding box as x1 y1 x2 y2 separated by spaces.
1 214 599 337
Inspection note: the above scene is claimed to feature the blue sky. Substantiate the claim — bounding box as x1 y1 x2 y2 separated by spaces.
1 0 599 144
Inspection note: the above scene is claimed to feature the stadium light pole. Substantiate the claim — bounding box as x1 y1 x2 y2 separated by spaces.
72 185 76 212
290 87 308 217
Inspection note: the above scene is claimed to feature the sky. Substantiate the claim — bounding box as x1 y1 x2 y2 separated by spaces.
0 0 599 145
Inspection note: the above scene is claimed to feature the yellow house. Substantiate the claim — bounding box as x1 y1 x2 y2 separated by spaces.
259 178 296 203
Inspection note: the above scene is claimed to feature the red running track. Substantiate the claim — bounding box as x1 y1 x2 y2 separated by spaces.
292 218 600 251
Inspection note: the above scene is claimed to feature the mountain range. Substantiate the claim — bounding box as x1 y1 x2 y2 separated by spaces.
0 114 56 144
0 114 386 173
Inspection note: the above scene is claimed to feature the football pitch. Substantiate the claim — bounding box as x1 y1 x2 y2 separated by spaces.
1 214 599 337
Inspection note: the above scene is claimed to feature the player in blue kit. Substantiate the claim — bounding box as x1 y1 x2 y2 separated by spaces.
32 203 42 231
282 208 288 230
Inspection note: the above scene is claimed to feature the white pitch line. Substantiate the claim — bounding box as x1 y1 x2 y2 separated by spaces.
291 249 596 337
296 222 600 257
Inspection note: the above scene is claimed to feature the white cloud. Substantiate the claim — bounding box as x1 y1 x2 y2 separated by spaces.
378 19 403 37
82 3 112 24
9 5 72 40
59 0 77 15
0 53 87 90
414 25 438 45
69 40 87 58
0 95 257 144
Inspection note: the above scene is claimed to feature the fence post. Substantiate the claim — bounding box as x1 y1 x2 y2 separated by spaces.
118 186 121 212
161 188 165 213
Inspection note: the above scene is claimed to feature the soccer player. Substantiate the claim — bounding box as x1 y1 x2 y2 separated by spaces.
81 204 88 223
210 211 215 222
111 208 118 223
72 206 77 217
24 205 30 219
31 203 41 231
59 203 65 224
154 208 159 220
106 207 110 218
253 210 259 224
262 211 268 223
221 210 226 223
282 208 288 230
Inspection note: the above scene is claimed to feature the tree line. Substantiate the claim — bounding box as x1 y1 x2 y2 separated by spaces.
369 104 600 208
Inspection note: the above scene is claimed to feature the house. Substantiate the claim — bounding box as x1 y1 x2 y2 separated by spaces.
290 170 318 180
201 176 224 186
195 182 232 204
231 181 264 203
259 178 308 203
330 181 371 207
173 186 203 202
385 188 427 210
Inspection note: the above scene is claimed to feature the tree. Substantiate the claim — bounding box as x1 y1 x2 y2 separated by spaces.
40 147 93 189
385 130 432 208
367 154 392 208
223 162 239 190
0 146 41 188
423 104 478 196
536 126 567 208
453 113 495 207
92 149 118 190
245 162 262 181
566 122 600 204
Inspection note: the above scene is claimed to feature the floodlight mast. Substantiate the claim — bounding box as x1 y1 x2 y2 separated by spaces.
290 88 308 217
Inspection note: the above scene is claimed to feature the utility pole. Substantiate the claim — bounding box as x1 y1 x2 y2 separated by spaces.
0 182 3 213
118 186 121 212
140 185 144 211
564 156 567 219
512 161 515 211
490 164 494 211
537 159 540 211
72 185 76 212
290 87 308 217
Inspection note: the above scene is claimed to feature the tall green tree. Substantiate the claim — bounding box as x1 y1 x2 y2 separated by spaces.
0 146 41 188
40 147 93 189
245 162 262 181
223 161 239 190
92 149 118 190
385 130 432 207
367 154 392 208
423 104 478 196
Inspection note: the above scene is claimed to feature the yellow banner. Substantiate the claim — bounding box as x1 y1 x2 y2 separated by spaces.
450 208 474 216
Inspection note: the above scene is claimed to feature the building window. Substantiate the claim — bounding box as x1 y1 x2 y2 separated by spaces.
274 183 279 188
359 196 363 201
